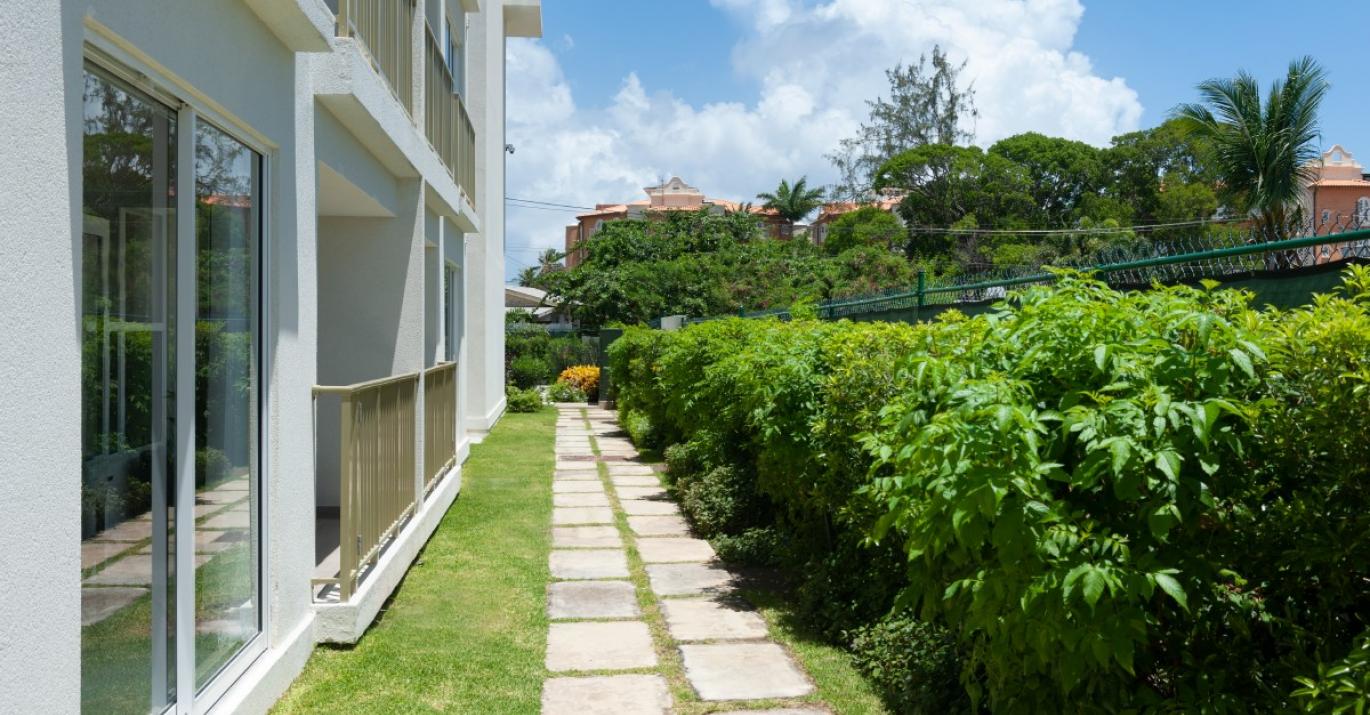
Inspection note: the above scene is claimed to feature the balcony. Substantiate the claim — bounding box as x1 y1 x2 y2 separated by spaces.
311 362 457 605
425 28 477 207
321 0 476 209
334 0 414 115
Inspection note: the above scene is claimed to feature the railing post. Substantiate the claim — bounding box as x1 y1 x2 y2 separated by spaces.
337 0 351 37
338 392 355 601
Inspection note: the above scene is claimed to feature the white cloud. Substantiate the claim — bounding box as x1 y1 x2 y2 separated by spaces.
504 0 1142 280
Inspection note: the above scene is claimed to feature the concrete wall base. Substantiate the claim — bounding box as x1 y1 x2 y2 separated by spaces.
312 460 465 644
206 614 316 715
466 395 507 433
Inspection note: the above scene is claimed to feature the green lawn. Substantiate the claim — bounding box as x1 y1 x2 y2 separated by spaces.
274 409 556 714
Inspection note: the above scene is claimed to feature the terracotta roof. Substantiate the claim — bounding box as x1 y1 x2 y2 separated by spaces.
1311 179 1370 188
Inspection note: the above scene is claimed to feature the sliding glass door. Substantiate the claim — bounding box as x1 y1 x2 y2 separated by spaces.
80 64 262 714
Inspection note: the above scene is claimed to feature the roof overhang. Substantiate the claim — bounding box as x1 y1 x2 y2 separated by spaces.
504 0 543 38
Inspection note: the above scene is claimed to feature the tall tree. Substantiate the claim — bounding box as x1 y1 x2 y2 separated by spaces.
989 132 1104 227
756 177 825 223
828 46 978 200
516 265 540 287
537 248 565 275
1173 56 1328 240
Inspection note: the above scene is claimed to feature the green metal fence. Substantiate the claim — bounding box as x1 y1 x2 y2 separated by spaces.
689 224 1370 326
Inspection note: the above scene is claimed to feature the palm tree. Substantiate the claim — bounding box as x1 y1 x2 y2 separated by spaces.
516 265 540 287
1173 56 1328 241
537 248 565 274
756 176 826 223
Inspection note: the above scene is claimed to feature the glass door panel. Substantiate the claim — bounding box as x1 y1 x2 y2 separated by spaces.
80 67 178 715
192 121 262 689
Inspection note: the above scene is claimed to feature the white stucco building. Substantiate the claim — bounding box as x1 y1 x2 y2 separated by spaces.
0 1 540 712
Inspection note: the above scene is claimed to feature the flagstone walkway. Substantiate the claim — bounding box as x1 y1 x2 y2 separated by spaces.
542 404 829 715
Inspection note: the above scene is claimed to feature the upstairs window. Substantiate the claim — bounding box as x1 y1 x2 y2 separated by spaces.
1358 197 1370 226
447 15 467 98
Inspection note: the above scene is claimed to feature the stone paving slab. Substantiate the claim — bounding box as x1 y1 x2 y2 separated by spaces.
553 526 623 549
554 481 606 494
555 470 601 482
82 541 136 570
661 598 769 641
635 537 716 564
548 580 640 620
546 621 657 672
714 709 829 715
646 563 733 597
620 499 680 517
553 507 615 526
84 553 211 586
627 515 691 537
202 509 249 530
606 464 657 476
82 586 147 626
712 701 827 706
541 675 671 715
554 492 611 508
550 549 630 580
679 643 814 700
614 486 667 500
612 475 662 488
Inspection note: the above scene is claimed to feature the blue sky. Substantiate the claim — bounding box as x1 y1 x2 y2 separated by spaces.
544 1 1368 150
505 1 1370 278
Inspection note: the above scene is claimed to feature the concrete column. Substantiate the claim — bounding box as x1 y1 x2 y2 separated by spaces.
0 2 83 711
463 0 508 431
265 51 322 647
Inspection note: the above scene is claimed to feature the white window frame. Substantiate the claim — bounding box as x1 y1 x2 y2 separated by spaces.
84 20 275 715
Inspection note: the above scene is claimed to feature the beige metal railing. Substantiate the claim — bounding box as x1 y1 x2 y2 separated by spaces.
337 0 416 114
423 361 457 491
312 372 419 601
424 28 478 207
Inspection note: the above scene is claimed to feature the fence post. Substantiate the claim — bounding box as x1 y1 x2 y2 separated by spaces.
916 269 927 313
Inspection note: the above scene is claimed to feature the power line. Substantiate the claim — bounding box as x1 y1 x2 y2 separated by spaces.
506 203 586 214
506 197 597 211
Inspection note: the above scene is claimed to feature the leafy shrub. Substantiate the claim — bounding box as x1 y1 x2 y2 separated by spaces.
506 331 595 379
622 409 656 449
849 611 967 714
710 527 785 567
508 354 552 389
505 385 545 413
547 381 587 403
608 268 1370 711
677 464 767 538
557 365 601 397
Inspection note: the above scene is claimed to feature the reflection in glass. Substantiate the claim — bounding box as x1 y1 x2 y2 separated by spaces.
193 120 261 688
80 67 178 714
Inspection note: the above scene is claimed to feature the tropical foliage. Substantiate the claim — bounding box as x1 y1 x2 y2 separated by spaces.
608 267 1370 713
1174 56 1328 239
540 210 916 328
756 176 825 222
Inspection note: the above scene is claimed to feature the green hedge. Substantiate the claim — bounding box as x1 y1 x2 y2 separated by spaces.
608 266 1370 713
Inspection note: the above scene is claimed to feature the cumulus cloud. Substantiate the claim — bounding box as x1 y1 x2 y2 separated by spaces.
503 0 1142 279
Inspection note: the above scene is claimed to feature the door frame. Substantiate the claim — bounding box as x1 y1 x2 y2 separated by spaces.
83 23 275 714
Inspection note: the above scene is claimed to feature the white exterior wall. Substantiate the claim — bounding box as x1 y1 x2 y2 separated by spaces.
465 1 510 431
0 0 538 711
0 2 84 711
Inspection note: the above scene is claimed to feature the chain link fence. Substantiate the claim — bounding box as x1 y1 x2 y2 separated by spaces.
685 220 1370 325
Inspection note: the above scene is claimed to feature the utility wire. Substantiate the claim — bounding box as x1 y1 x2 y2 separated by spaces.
506 197 597 211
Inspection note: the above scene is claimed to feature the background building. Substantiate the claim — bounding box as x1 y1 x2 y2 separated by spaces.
564 176 795 268
1303 145 1370 229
